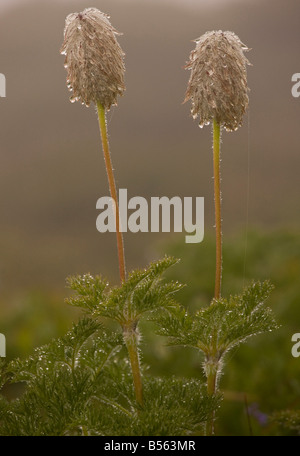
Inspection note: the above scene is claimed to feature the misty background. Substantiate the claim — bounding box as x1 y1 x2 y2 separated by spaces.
0 0 299 301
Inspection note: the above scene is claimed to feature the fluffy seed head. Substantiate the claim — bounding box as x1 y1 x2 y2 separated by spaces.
184 30 250 131
60 7 125 109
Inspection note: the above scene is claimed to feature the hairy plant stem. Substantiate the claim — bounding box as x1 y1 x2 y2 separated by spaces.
97 103 142 407
205 358 218 435
213 119 222 299
206 120 222 435
96 102 126 283
123 324 143 407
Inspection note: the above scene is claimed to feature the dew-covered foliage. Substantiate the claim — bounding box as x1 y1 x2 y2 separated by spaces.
271 409 300 436
66 256 183 325
0 256 278 436
0 257 219 436
153 281 278 360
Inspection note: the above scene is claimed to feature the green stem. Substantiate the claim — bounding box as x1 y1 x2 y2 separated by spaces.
81 425 89 436
123 324 143 407
205 358 218 436
205 121 222 435
96 102 126 283
213 119 222 300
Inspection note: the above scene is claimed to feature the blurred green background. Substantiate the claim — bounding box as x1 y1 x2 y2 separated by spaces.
0 0 300 435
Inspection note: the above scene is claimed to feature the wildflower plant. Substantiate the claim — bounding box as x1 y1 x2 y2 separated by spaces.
60 7 126 283
184 30 250 299
155 29 278 435
60 7 138 399
0 15 278 437
0 8 220 436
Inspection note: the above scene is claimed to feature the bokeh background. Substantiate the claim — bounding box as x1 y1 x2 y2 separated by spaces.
0 0 300 435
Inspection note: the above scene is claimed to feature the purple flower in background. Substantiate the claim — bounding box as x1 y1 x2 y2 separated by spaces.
248 403 269 426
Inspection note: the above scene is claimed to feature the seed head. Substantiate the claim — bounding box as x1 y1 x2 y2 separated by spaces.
184 30 250 131
60 7 125 109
